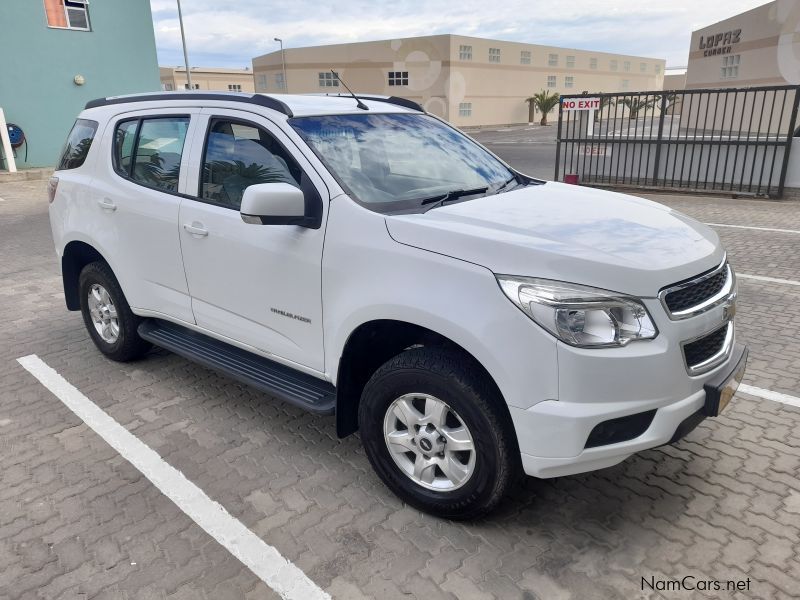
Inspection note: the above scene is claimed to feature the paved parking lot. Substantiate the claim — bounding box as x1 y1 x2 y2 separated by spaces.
2 173 800 599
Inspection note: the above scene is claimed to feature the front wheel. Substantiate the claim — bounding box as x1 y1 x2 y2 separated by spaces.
359 347 518 520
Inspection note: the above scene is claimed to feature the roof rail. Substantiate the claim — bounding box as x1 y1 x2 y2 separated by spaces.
84 92 294 117
347 95 424 112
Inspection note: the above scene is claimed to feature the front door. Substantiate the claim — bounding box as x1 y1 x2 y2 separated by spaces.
178 109 329 373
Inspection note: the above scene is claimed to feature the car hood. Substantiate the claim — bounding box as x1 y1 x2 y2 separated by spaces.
384 182 723 297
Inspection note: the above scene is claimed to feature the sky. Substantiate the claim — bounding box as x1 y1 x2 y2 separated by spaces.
150 0 772 70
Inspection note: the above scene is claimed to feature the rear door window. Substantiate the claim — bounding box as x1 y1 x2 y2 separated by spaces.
57 119 98 170
112 116 190 193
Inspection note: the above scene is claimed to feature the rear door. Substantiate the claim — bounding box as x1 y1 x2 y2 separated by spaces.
178 109 329 372
89 109 199 323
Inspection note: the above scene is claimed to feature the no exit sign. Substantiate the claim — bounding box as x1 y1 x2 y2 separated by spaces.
562 98 601 110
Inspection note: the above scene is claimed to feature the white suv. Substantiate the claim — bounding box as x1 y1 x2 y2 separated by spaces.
49 92 747 519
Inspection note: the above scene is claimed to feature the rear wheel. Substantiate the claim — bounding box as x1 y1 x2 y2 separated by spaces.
359 347 518 520
79 261 151 362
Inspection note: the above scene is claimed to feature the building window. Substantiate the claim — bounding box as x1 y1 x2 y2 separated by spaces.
458 102 472 117
275 72 285 90
565 76 574 88
610 60 618 71
566 55 575 68
520 50 531 65
318 72 339 87
459 45 472 60
548 53 558 67
640 62 647 72
388 71 409 86
621 79 630 90
45 0 91 31
183 83 200 90
721 55 740 79
489 48 501 63
623 61 631 72
547 75 557 88
655 64 662 75
256 74 268 91
228 84 242 92
162 83 174 91
590 57 598 70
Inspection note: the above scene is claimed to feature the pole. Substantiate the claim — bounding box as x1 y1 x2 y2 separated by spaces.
177 0 193 89
275 38 288 93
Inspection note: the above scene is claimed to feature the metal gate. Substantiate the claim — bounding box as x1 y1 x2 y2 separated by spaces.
555 85 800 198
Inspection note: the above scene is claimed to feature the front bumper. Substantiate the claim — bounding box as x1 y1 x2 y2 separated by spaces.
513 342 748 479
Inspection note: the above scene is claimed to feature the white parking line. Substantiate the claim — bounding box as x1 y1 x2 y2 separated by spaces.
738 273 800 287
705 222 800 235
739 384 800 409
16 354 330 600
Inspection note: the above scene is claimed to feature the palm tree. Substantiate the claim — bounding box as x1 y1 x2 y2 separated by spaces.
594 96 615 122
526 90 561 126
620 96 659 120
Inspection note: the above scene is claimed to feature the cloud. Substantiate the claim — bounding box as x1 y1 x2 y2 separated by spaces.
150 0 771 68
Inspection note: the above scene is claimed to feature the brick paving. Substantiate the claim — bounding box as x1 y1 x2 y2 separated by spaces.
1 179 799 599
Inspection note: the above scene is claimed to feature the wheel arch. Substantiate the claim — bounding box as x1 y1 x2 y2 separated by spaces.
334 319 510 439
61 240 111 310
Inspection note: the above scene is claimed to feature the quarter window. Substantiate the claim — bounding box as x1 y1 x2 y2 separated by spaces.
318 72 340 87
57 119 98 170
388 71 409 86
489 48 501 63
520 50 531 65
200 119 302 210
112 116 190 193
45 0 91 31
459 45 472 60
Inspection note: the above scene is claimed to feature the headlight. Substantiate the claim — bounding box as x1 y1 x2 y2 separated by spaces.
496 275 658 348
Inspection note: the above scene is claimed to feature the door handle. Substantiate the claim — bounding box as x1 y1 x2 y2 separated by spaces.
97 198 117 211
183 223 209 237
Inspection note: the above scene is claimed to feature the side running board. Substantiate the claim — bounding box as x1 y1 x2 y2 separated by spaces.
138 319 336 415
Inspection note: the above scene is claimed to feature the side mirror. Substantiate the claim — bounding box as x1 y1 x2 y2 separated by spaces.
240 182 307 226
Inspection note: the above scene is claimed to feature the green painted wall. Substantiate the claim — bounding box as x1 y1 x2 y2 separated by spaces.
0 1 160 168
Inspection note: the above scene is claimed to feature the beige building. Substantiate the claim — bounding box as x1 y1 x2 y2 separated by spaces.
160 66 255 93
686 0 800 89
252 35 665 127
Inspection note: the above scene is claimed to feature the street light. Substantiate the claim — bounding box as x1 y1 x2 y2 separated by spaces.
274 37 288 93
176 0 193 89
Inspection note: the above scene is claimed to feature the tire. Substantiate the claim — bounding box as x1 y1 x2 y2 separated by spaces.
359 347 519 520
78 261 151 362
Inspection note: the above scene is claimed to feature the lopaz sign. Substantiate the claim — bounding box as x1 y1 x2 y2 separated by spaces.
562 97 601 111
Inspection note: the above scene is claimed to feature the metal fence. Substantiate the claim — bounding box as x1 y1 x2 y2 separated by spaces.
555 85 800 198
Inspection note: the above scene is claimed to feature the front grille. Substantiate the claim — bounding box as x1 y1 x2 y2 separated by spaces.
683 324 728 369
664 268 728 313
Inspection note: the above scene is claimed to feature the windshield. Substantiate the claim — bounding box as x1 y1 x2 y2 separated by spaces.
289 113 516 212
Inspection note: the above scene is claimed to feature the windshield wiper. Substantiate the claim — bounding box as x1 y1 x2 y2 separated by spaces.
419 186 488 212
493 175 520 194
